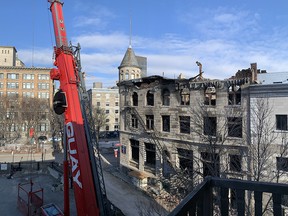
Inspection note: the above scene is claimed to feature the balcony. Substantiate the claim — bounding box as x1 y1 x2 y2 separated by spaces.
168 177 288 216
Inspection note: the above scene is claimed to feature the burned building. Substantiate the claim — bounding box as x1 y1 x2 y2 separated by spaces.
118 63 255 194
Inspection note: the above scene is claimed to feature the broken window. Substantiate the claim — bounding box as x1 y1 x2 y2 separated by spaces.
180 116 190 134
145 143 156 167
131 114 138 128
162 89 170 106
180 88 190 105
146 90 154 106
228 85 241 105
177 148 193 174
276 157 288 171
276 115 288 131
204 117 217 136
201 152 220 177
146 115 154 130
204 86 216 106
229 155 242 172
132 92 138 106
130 139 139 162
228 117 242 138
162 115 170 132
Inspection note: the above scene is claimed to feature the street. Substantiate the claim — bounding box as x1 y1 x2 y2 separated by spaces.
0 148 168 216
0 151 55 163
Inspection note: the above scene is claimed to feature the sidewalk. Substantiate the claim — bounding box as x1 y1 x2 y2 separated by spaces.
0 150 168 215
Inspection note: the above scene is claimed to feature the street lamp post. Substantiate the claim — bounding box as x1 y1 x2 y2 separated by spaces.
41 141 44 162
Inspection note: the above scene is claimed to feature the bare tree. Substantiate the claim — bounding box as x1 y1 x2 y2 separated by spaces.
0 95 22 145
20 97 50 148
49 108 64 151
91 105 108 142
248 98 288 214
249 98 278 181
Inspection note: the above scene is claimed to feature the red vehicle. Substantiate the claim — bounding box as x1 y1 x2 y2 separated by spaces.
48 1 108 215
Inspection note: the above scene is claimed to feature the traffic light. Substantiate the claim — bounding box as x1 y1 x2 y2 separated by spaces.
53 89 67 115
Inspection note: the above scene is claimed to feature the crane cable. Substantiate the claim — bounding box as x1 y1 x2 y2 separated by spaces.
47 0 56 64
31 0 35 67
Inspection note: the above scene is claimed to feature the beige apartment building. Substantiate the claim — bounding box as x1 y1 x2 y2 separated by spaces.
88 82 120 132
0 46 53 141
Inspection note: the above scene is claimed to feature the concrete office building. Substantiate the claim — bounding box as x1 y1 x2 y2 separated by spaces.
0 46 53 140
88 82 120 132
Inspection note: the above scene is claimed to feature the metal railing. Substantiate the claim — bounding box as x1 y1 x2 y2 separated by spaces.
169 177 288 216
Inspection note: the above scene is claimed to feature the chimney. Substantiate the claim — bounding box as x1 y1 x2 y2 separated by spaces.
250 63 257 82
93 82 103 88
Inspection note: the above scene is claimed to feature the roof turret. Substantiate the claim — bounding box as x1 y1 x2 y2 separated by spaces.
118 46 140 69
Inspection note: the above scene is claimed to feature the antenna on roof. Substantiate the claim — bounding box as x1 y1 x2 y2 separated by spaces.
129 17 132 48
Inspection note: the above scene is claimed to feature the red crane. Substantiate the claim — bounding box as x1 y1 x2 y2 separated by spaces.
48 1 108 215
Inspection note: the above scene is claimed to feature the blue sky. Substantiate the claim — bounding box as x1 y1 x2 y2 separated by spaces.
1 0 288 88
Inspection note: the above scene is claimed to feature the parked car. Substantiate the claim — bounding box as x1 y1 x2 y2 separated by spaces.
38 136 48 141
48 137 62 142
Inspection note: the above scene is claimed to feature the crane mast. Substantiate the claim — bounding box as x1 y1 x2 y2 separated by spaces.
48 1 107 215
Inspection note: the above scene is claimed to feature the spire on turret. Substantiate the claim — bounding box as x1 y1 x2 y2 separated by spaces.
129 17 132 48
118 18 146 82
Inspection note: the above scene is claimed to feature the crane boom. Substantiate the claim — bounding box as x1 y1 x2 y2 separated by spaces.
48 1 107 215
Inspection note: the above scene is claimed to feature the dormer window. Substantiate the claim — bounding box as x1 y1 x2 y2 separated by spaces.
228 85 241 105
204 86 216 106
180 88 190 105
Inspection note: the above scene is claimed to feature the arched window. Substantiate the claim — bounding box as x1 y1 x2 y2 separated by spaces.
180 88 190 105
125 73 129 80
132 92 138 106
162 89 170 106
228 85 241 105
204 86 216 106
146 90 154 106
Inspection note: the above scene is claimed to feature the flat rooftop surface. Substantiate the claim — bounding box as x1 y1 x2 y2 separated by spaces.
0 172 76 216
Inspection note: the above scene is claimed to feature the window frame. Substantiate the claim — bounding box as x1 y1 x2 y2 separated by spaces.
227 117 242 138
276 115 288 131
162 115 170 132
204 116 217 136
229 154 242 172
180 116 190 134
146 115 154 130
146 90 154 106
162 89 170 106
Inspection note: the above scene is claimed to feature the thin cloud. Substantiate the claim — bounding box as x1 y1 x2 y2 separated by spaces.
18 48 54 68
72 2 116 29
72 33 129 51
74 17 103 28
15 4 288 90
180 6 260 40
